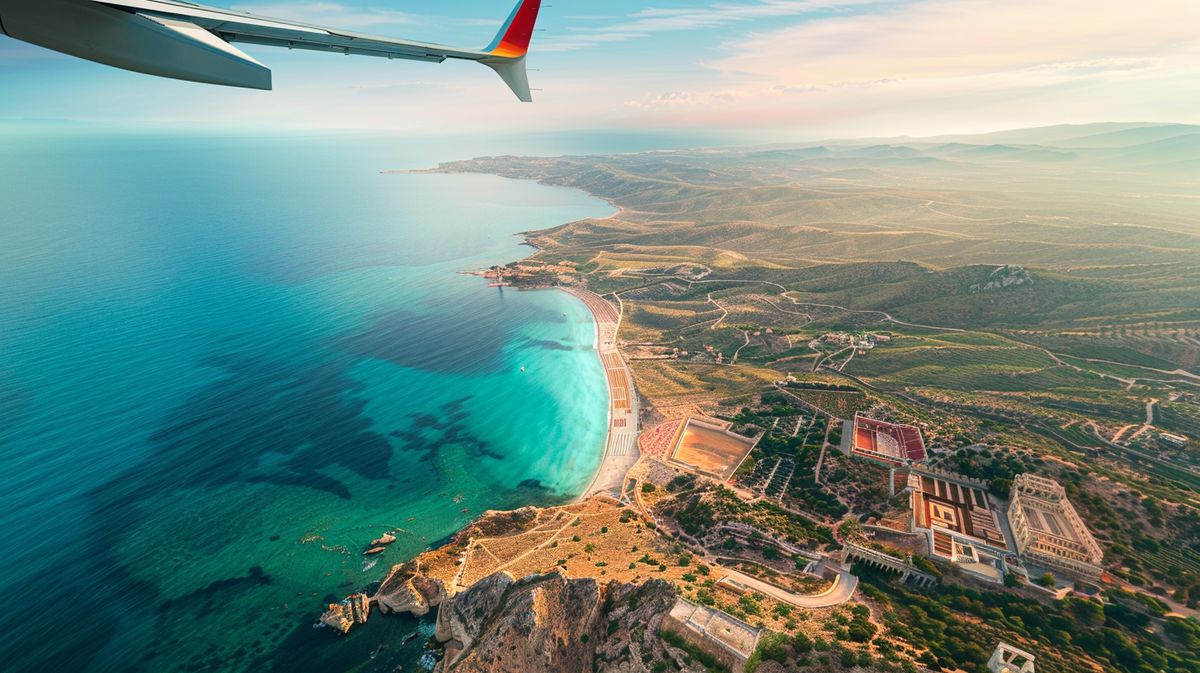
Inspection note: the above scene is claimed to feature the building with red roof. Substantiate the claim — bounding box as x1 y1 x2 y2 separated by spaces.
850 414 927 466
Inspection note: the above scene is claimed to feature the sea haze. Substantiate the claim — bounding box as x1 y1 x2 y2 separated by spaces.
0 132 614 673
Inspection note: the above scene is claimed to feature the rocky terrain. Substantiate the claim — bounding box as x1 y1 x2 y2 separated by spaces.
376 564 692 673
365 504 726 673
437 573 682 672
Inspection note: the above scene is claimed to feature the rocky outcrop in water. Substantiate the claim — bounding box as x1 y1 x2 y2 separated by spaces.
370 532 398 547
374 562 447 617
319 593 370 635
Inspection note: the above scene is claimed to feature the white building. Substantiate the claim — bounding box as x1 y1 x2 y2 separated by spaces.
1008 475 1104 578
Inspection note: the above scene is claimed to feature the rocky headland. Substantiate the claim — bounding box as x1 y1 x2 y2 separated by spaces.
344 502 741 673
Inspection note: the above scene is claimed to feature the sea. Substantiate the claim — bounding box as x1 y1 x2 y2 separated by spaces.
0 130 709 673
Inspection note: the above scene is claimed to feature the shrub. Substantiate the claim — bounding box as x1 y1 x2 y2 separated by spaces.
661 630 728 673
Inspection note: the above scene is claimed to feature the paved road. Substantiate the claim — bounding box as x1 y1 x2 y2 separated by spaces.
720 567 858 608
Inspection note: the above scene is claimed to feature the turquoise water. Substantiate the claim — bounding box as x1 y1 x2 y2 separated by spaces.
0 133 616 672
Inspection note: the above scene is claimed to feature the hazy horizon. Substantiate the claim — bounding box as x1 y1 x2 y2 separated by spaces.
1 0 1198 140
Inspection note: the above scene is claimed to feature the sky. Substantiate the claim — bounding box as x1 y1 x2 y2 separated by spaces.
1 0 1198 140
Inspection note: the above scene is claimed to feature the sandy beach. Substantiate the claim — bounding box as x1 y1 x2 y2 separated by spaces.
562 286 640 499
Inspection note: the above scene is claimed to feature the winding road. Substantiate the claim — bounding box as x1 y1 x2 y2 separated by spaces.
718 566 858 609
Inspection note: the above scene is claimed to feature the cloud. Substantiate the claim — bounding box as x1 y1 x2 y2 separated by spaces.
540 0 884 52
624 79 891 110
5 0 1197 139
709 0 1200 85
1025 58 1164 74
606 0 1200 133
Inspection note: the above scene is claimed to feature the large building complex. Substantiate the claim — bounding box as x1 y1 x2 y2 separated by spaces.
849 414 926 466
909 468 1012 583
1007 474 1104 578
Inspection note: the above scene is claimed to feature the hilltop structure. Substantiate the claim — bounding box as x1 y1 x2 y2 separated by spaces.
848 414 926 466
989 642 1035 673
663 599 760 673
1007 475 1104 578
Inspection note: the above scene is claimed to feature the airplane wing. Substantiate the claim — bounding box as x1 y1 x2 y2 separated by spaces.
0 0 542 100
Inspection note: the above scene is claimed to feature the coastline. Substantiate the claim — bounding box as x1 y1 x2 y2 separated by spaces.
560 286 640 500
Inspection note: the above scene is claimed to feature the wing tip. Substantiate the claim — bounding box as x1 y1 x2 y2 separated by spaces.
486 57 532 102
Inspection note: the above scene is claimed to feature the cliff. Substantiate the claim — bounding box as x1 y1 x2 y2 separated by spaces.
434 571 698 673
375 562 446 617
356 502 742 672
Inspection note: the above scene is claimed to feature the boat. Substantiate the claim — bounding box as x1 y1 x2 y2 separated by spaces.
520 366 526 373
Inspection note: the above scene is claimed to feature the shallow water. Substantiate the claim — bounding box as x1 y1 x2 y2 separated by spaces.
0 133 614 672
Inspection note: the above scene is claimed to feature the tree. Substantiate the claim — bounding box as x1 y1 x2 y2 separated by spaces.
793 632 813 652
1037 572 1056 588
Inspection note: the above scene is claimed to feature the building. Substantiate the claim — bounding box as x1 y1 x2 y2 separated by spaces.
909 467 1012 583
1007 475 1104 578
664 598 760 673
989 642 1035 673
848 414 927 466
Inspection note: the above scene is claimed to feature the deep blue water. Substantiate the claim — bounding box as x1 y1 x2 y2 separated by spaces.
0 132 621 672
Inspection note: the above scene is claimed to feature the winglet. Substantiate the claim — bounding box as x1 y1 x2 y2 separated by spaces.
486 57 532 102
482 0 541 101
486 0 541 58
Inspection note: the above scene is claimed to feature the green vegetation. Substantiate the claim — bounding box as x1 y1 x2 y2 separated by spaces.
659 484 833 548
736 394 849 519
933 445 1042 498
661 629 729 673
859 566 1200 673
